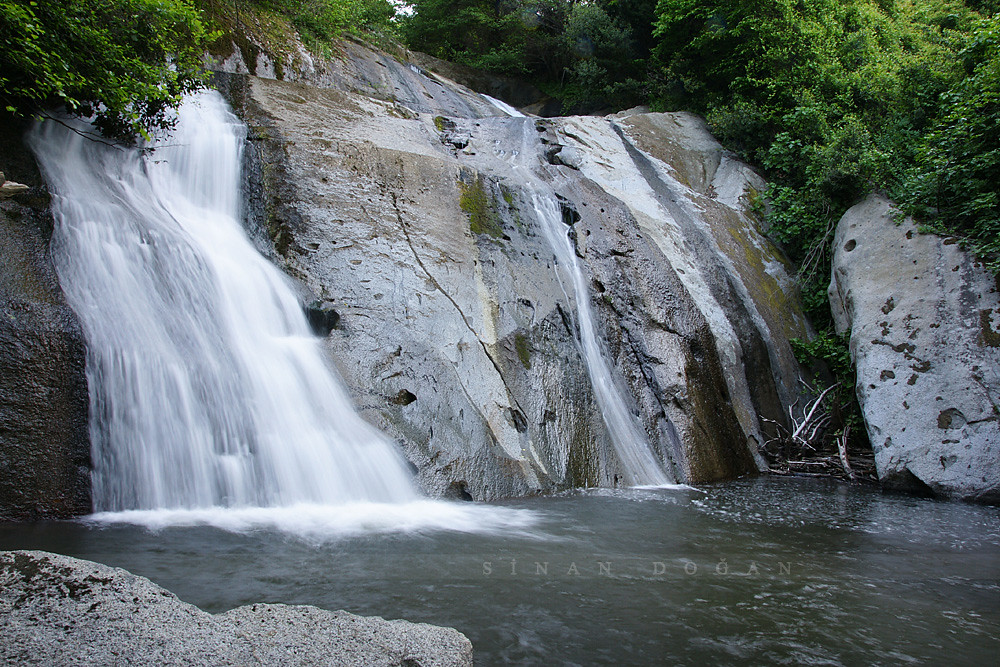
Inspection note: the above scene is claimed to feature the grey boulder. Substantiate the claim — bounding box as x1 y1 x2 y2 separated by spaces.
829 194 1000 502
0 550 473 666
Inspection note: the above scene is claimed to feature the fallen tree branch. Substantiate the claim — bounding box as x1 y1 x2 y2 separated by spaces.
837 424 855 479
791 383 840 442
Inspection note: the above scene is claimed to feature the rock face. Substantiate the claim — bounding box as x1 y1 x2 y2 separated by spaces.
214 40 810 498
0 550 473 666
829 195 1000 503
0 123 91 520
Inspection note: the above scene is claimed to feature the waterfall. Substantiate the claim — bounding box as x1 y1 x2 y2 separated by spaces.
29 92 419 512
532 196 673 486
482 94 526 118
495 115 671 486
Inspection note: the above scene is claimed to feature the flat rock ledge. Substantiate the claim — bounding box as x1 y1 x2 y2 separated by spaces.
0 551 473 666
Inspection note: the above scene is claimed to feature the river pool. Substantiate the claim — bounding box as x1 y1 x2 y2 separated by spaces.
3 476 998 665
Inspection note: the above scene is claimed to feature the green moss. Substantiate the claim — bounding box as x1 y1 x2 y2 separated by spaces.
501 185 515 205
981 309 1000 348
514 333 531 369
434 115 447 132
566 424 599 488
459 177 503 238
744 185 765 220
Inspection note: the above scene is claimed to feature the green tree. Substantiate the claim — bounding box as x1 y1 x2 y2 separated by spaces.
651 0 976 325
401 0 538 75
900 14 1000 268
561 1 645 109
0 0 211 142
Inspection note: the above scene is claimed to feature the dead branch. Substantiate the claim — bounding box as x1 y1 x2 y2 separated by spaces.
837 424 855 479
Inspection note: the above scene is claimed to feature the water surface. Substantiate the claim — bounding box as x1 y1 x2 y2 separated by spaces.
3 477 998 665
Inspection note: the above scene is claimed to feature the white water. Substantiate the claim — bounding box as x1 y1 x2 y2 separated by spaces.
483 94 527 118
497 116 671 485
83 500 543 541
29 92 429 517
532 195 673 486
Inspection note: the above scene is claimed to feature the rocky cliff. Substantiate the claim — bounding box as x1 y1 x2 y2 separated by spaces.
211 40 811 499
0 122 90 521
0 37 814 518
830 195 1000 503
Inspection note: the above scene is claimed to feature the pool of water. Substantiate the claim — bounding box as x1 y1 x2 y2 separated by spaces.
3 477 999 665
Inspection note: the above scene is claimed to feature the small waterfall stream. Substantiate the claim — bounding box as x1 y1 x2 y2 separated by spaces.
502 116 672 485
31 92 418 513
482 94 526 118
531 195 672 486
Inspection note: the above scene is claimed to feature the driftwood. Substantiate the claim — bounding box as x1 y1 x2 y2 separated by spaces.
836 424 855 479
759 384 875 483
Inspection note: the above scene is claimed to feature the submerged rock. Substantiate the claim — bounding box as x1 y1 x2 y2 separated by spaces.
829 195 1000 503
0 550 473 666
215 39 811 497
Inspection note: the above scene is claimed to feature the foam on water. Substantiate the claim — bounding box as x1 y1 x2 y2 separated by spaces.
85 500 544 541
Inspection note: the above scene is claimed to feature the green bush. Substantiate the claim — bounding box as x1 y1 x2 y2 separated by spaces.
652 0 997 309
899 14 1000 270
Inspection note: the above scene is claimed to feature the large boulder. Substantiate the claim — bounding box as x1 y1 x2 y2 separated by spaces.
0 550 473 666
0 122 91 521
829 195 1000 502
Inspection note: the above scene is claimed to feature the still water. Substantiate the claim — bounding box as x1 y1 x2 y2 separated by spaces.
3 477 999 665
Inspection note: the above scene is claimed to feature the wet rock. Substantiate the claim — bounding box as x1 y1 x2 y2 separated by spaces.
829 195 1000 503
220 68 810 495
550 111 811 480
0 550 473 666
0 122 91 521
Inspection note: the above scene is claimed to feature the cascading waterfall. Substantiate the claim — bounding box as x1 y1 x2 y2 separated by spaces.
482 94 526 118
29 92 425 514
497 116 672 485
531 195 673 486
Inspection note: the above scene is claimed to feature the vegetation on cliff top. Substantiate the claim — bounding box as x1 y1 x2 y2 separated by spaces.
195 0 398 59
0 0 210 142
0 0 399 141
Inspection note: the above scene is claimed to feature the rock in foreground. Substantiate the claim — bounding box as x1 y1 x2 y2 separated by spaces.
0 550 472 666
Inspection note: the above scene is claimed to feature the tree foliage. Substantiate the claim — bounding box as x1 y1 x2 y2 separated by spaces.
242 0 398 52
899 14 1000 270
401 1 656 110
651 0 994 323
0 0 211 142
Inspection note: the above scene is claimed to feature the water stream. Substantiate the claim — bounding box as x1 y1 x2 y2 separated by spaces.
498 112 672 485
483 94 527 118
531 194 672 486
31 92 418 511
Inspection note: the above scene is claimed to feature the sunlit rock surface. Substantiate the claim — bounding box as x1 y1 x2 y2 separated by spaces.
0 550 473 666
213 39 810 498
830 195 1000 502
